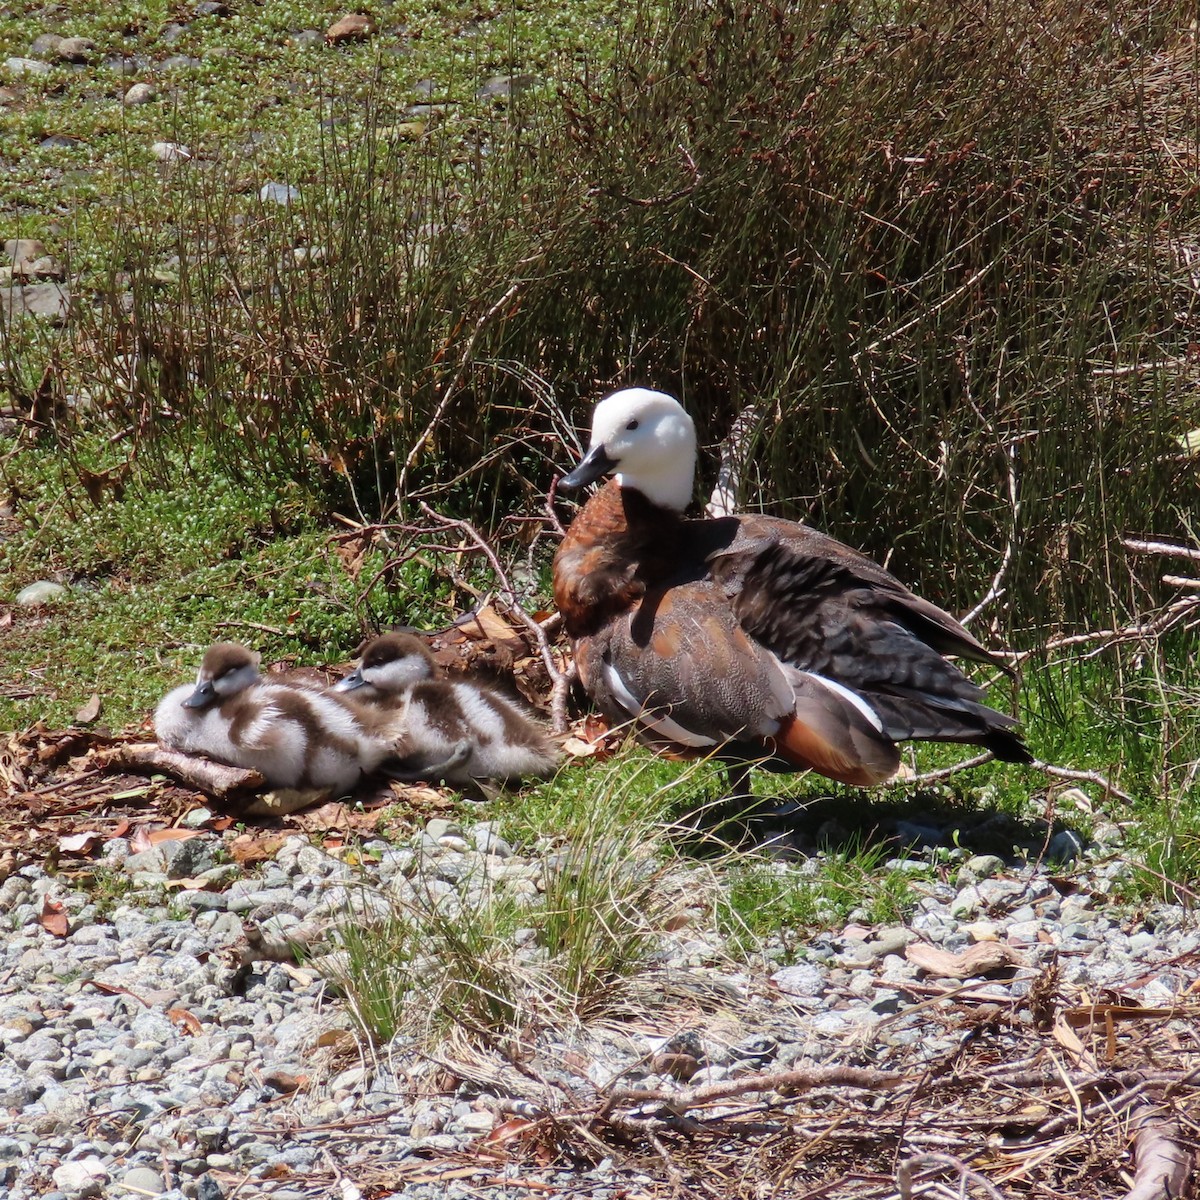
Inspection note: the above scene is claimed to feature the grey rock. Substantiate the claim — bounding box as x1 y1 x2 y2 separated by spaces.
6 237 47 264
871 926 913 957
770 962 824 997
52 1156 108 1195
160 836 220 879
120 1166 165 1194
259 181 300 204
16 580 68 605
104 55 143 75
962 854 1004 880
30 34 65 56
5 57 52 76
40 134 85 149
195 1176 225 1200
124 82 156 105
475 73 540 101
55 37 95 63
151 141 191 161
2 282 70 324
122 848 168 875
160 24 190 46
159 55 202 71
193 1 230 15
425 818 461 841
290 29 323 48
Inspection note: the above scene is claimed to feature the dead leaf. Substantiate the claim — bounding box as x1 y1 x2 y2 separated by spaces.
74 693 102 725
905 941 1025 978
39 896 69 938
262 1069 306 1094
147 827 202 845
227 832 285 865
483 1117 541 1147
58 831 102 855
316 1029 358 1052
167 1007 203 1035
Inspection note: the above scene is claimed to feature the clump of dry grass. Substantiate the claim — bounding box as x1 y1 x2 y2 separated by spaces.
17 0 1200 638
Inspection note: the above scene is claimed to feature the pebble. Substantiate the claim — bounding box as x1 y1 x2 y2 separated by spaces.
151 141 191 162
0 787 1185 1199
259 181 300 205
16 581 68 605
55 37 95 64
325 14 375 44
4 57 51 77
123 83 157 106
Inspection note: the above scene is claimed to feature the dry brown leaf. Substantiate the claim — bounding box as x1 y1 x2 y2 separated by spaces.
483 1117 541 1147
58 831 102 855
146 828 202 846
167 1007 203 1035
74 693 101 725
316 1029 357 1051
39 896 69 938
227 832 286 865
455 603 526 649
905 941 1025 978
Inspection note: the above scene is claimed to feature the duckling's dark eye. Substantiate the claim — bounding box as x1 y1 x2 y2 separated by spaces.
626 419 639 431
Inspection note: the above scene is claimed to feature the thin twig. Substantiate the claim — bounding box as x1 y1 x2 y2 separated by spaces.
1121 538 1200 562
394 281 524 509
417 502 572 731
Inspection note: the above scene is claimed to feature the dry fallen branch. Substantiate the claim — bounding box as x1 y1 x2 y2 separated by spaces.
103 743 265 797
600 1065 911 1120
1124 1105 1193 1200
898 1153 1008 1200
1121 538 1200 563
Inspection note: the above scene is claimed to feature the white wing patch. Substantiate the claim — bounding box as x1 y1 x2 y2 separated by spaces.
799 672 884 733
602 661 719 748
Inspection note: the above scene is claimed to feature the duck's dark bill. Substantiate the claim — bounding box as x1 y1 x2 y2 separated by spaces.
334 668 366 692
182 680 217 709
561 445 619 490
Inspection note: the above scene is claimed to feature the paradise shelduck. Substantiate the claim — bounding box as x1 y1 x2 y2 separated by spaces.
155 642 399 794
552 388 1032 787
334 633 560 787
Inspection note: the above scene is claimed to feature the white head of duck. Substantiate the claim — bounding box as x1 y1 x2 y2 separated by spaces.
562 387 697 512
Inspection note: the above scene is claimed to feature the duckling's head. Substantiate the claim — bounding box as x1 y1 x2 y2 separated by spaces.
183 642 261 710
561 388 696 512
335 633 438 697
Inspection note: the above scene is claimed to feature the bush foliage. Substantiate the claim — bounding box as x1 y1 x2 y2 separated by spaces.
8 0 1200 633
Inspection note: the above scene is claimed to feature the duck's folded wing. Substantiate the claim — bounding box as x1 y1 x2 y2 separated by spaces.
705 527 1030 761
705 518 1008 670
582 583 900 783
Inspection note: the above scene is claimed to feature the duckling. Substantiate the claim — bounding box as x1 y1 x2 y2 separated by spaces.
155 642 397 794
334 633 559 787
552 388 1031 788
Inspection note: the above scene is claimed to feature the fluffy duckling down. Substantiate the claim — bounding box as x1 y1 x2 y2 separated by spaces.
335 633 559 787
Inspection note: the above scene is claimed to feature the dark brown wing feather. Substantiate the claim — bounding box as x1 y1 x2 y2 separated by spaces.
695 516 1030 762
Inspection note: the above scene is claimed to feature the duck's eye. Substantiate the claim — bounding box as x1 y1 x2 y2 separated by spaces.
626 419 639 431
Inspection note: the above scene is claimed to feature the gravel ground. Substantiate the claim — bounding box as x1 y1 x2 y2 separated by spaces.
0 801 1197 1200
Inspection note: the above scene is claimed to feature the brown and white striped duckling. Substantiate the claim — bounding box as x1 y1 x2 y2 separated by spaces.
334 633 559 787
155 642 396 794
552 388 1031 787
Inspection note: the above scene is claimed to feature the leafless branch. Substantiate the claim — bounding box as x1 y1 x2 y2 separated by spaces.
961 443 1019 630
1121 537 1200 562
104 742 265 798
1124 1106 1193 1200
417 503 573 731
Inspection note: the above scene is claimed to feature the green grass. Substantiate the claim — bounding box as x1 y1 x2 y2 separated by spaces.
717 844 934 964
0 433 449 729
331 763 686 1046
